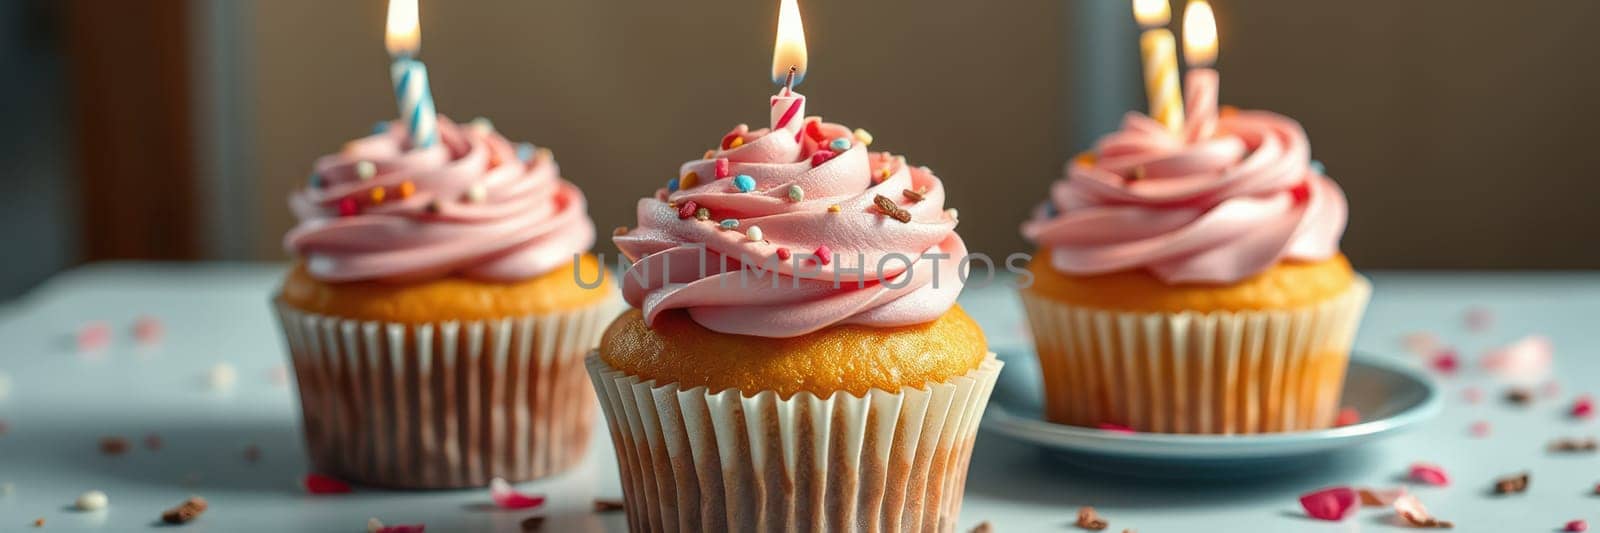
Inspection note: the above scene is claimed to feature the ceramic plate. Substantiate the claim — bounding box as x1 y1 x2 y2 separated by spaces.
982 350 1443 473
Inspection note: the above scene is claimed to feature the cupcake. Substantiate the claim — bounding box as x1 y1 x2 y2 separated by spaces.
1020 107 1367 434
593 87 1001 531
273 117 618 488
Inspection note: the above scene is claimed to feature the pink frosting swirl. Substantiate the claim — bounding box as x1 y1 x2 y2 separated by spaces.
1022 110 1347 284
613 91 967 338
285 116 595 283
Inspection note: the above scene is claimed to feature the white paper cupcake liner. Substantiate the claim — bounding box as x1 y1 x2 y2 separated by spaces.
1019 277 1370 434
272 294 622 488
588 352 1002 533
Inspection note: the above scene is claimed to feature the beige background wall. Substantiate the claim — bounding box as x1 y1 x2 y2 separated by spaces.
252 0 1600 269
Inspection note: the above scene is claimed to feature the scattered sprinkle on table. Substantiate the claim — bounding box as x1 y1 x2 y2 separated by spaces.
133 316 163 344
1566 520 1588 532
1571 395 1594 419
1298 486 1357 521
77 321 111 352
74 490 108 511
1408 462 1450 486
1492 472 1529 494
969 521 993 533
160 496 207 524
33 517 44 527
520 516 545 532
303 473 353 494
1549 437 1598 452
1506 388 1533 405
99 436 129 456
1076 506 1108 530
208 363 238 391
593 498 624 513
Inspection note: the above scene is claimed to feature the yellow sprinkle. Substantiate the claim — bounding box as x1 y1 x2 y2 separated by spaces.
728 137 744 149
681 172 700 189
369 186 386 204
827 204 841 213
398 180 415 198
853 128 874 146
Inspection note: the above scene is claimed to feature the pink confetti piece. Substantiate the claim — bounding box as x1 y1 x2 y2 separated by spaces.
375 525 426 533
1095 423 1135 434
1462 387 1483 404
1573 395 1594 419
1568 520 1589 532
1299 486 1358 521
1464 307 1494 332
132 316 163 344
303 473 352 495
77 321 111 352
714 158 731 179
1481 335 1553 385
1469 421 1491 438
1408 462 1450 486
1401 332 1440 356
1358 486 1407 507
1429 349 1459 375
1335 407 1360 427
488 477 545 510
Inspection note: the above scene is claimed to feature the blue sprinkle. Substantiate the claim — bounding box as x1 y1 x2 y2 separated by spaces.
667 177 680 193
1041 201 1059 218
719 219 740 230
309 173 324 188
371 121 390 135
733 174 756 193
828 137 851 152
516 142 537 162
1310 160 1326 175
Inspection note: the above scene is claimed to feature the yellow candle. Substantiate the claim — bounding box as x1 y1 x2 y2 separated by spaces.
1133 0 1184 133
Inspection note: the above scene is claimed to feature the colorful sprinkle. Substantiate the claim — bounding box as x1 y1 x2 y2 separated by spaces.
370 186 386 204
719 219 739 230
1074 152 1096 167
728 136 744 149
516 142 536 162
75 490 108 511
338 197 359 216
1096 423 1135 434
1470 421 1491 437
812 245 832 265
1335 407 1360 426
372 121 390 135
946 208 959 220
489 477 546 510
1310 160 1326 175
398 180 415 198
1430 349 1459 375
745 226 763 241
733 175 756 192
303 473 352 495
1572 395 1594 419
1566 520 1588 532
465 184 487 203
828 137 851 152
827 204 841 213
77 321 111 352
667 177 680 193
810 151 836 167
776 248 791 260
133 316 163 345
852 128 873 146
715 158 731 179
677 201 698 219
703 150 715 160
681 172 700 189
694 207 710 221
308 172 324 188
786 185 804 202
876 167 892 182
468 117 495 134
355 161 376 180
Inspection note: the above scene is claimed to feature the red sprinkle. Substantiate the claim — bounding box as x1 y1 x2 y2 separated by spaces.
1430 349 1459 375
1573 395 1595 419
338 197 359 217
303 473 353 494
1291 181 1312 203
775 248 791 261
803 117 826 142
812 245 832 266
810 151 836 167
1567 520 1588 532
1096 423 1135 434
677 201 698 220
1335 407 1360 427
1298 486 1358 522
714 158 731 179
375 525 426 533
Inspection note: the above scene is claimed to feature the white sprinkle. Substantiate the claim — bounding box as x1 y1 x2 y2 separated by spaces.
468 117 495 134
208 363 238 391
367 518 385 533
74 490 107 511
466 184 488 203
355 161 377 180
0 371 11 401
946 208 959 220
746 226 764 242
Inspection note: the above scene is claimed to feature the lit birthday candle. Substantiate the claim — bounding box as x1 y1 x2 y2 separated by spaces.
386 0 437 149
1133 0 1184 133
1182 0 1220 142
770 0 808 133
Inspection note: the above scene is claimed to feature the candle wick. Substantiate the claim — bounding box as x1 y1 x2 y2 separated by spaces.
783 65 798 96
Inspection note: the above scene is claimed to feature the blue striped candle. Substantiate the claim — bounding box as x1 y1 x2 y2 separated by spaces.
390 58 437 149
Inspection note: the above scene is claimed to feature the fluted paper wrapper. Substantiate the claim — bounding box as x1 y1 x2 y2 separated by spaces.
272 295 620 488
588 353 1002 533
1020 277 1370 434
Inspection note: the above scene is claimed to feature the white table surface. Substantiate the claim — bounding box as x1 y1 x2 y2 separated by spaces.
2 263 1597 532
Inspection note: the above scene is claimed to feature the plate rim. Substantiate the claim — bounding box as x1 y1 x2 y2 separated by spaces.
981 352 1444 456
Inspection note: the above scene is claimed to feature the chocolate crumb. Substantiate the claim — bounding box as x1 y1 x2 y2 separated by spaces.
1550 437 1599 453
99 436 129 456
520 516 545 532
1076 506 1109 530
1506 388 1533 405
593 498 624 513
161 496 207 524
969 521 993 533
242 445 262 463
872 195 912 223
902 188 925 202
1493 472 1529 494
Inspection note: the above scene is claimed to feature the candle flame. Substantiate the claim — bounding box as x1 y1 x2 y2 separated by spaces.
386 0 421 58
771 0 808 87
1132 0 1171 28
1183 0 1218 67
